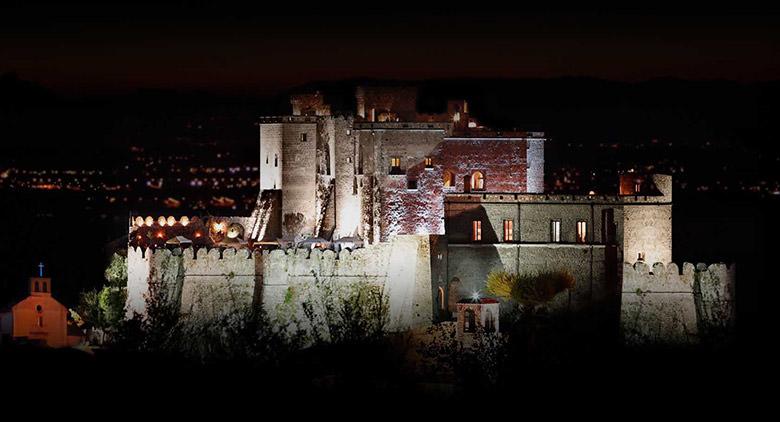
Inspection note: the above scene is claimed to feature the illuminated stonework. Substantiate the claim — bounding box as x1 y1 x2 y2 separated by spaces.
126 85 732 344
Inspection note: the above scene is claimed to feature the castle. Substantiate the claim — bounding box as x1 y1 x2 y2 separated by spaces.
125 85 733 343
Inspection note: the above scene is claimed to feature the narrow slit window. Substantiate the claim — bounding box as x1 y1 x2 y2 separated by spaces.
550 220 561 243
274 154 278 167
472 220 482 241
503 220 514 242
577 221 588 243
299 133 307 142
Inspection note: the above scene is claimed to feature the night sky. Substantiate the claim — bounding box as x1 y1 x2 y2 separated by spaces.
1 4 778 95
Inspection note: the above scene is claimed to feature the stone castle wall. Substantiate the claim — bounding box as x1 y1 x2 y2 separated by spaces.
446 244 612 314
127 235 435 331
127 247 260 320
623 174 673 265
621 261 735 345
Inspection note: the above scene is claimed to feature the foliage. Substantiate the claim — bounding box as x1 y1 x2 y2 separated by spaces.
301 278 389 346
104 253 127 287
420 323 509 390
487 269 575 309
99 287 127 327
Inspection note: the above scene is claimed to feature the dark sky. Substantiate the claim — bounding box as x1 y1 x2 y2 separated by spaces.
1 3 778 94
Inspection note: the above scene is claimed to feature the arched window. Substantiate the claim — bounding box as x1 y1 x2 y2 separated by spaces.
274 154 278 167
42 282 48 293
34 281 40 292
471 171 485 191
485 309 495 332
438 287 446 311
443 170 455 188
464 309 476 333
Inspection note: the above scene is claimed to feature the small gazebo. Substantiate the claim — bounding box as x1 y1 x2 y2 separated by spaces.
456 298 500 336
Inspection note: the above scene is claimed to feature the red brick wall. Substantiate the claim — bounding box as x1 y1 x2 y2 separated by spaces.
439 138 527 193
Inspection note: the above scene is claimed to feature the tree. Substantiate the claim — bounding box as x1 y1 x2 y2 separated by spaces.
487 269 575 313
104 253 127 287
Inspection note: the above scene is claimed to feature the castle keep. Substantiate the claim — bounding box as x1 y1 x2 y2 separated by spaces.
126 86 733 341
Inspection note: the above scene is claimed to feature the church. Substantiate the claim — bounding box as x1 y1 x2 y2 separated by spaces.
0 265 83 348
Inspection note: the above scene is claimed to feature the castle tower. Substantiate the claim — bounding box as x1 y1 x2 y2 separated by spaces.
622 173 673 265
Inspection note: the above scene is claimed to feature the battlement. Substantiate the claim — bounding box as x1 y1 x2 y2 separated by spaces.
258 115 322 124
126 235 435 330
622 261 734 294
352 121 451 131
446 192 669 204
621 261 735 345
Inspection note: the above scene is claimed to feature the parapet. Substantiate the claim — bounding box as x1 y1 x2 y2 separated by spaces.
622 261 734 298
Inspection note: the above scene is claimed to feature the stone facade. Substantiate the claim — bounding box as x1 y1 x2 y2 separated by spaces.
127 235 435 330
621 262 735 345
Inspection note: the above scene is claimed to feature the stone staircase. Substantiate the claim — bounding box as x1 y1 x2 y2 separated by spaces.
249 189 276 241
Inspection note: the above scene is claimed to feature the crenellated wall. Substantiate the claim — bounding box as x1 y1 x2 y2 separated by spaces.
127 247 260 320
126 235 435 331
621 261 735 345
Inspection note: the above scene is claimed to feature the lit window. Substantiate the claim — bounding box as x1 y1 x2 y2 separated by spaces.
424 157 433 168
471 171 485 191
443 170 455 188
503 220 513 242
390 157 403 174
453 112 461 122
299 133 307 142
577 221 588 243
550 220 561 242
634 182 641 193
472 220 482 241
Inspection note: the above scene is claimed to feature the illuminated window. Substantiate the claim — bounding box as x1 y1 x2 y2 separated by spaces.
438 287 446 311
453 112 461 122
577 221 588 243
299 133 307 142
472 220 482 241
550 220 561 242
503 220 514 242
471 171 485 191
424 157 433 168
390 157 402 174
443 170 455 188
634 182 641 193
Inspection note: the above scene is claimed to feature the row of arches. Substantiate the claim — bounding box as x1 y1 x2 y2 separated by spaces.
443 170 485 191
